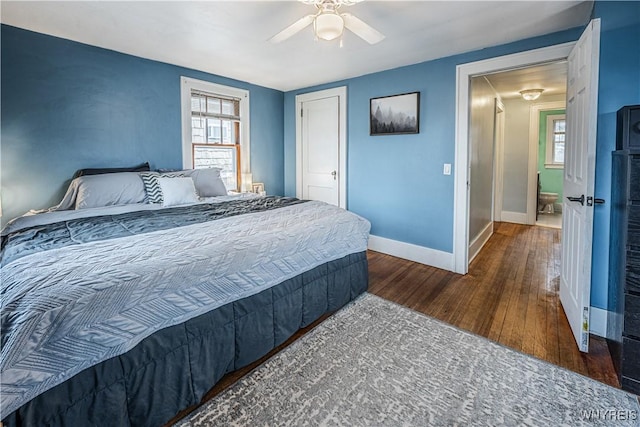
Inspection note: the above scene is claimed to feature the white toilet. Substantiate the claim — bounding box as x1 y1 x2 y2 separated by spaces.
539 192 558 214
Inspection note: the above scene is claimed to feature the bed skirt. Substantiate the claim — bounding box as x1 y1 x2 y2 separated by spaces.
3 251 368 427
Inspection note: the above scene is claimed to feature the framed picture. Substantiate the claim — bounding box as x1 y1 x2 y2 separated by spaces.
252 182 265 194
370 92 420 135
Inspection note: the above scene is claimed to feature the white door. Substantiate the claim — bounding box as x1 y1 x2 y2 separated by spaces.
560 19 600 353
296 87 347 207
302 97 339 204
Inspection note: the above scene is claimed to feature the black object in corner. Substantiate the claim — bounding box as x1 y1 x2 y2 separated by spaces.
608 105 640 395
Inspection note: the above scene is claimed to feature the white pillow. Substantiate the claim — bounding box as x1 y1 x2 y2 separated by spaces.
157 177 199 207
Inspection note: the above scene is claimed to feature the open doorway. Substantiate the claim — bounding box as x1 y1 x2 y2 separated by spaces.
453 42 575 275
483 62 568 231
531 100 566 230
456 21 601 353
467 61 568 262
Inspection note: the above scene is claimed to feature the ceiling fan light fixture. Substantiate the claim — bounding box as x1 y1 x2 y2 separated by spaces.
520 89 544 101
269 0 383 45
314 12 344 41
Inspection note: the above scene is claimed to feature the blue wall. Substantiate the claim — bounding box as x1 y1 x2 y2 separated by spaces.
284 28 583 253
284 1 639 310
591 1 640 310
1 25 284 222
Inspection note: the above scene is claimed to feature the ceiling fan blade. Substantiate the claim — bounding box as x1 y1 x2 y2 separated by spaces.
342 13 385 45
301 0 364 4
269 15 315 43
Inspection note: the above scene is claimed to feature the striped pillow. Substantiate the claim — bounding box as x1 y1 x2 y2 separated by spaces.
139 171 188 204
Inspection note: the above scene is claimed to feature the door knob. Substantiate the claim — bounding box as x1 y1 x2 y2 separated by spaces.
331 170 337 180
567 195 585 206
586 196 605 206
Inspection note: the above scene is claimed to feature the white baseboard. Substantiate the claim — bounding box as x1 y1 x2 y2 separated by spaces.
368 235 454 272
589 306 608 338
469 222 493 263
500 211 528 225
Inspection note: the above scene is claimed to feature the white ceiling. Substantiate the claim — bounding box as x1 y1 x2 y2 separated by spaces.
485 61 568 99
1 1 592 92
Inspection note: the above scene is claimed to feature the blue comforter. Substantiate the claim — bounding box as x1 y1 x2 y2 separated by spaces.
0 198 371 416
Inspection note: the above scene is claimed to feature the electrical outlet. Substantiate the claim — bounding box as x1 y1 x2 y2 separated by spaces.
443 163 452 175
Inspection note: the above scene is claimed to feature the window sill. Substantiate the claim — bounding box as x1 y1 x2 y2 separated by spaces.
544 163 564 170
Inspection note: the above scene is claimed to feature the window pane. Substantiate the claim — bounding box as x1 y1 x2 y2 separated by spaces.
554 133 565 143
554 142 565 164
206 118 222 143
221 120 233 144
191 117 205 143
221 99 235 115
554 119 566 132
191 96 204 113
193 146 237 190
207 97 221 114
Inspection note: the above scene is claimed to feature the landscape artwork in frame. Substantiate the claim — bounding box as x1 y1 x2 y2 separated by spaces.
370 92 420 135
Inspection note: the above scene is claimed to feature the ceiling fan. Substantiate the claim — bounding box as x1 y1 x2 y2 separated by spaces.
269 0 385 45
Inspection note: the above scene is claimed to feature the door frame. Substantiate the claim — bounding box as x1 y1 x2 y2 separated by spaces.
493 100 505 222
295 86 348 208
453 42 575 274
526 100 566 225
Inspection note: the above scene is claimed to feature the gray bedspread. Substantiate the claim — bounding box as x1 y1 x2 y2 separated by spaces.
1 196 304 265
0 199 371 415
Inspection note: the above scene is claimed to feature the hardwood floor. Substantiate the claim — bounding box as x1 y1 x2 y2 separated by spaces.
167 221 619 425
369 221 619 388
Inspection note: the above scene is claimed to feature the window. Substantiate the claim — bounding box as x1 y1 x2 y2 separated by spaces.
545 113 565 168
191 92 240 190
181 77 250 192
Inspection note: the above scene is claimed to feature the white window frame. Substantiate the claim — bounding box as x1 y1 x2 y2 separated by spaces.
180 77 250 176
545 113 566 169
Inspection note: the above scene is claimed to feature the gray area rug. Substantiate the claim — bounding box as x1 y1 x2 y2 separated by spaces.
175 293 640 426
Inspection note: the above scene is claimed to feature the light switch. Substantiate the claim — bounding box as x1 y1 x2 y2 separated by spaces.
443 163 452 175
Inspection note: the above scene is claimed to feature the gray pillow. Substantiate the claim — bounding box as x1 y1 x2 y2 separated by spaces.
74 172 147 209
188 168 228 197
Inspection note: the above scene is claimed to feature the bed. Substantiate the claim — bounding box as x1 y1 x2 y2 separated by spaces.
1 168 371 426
